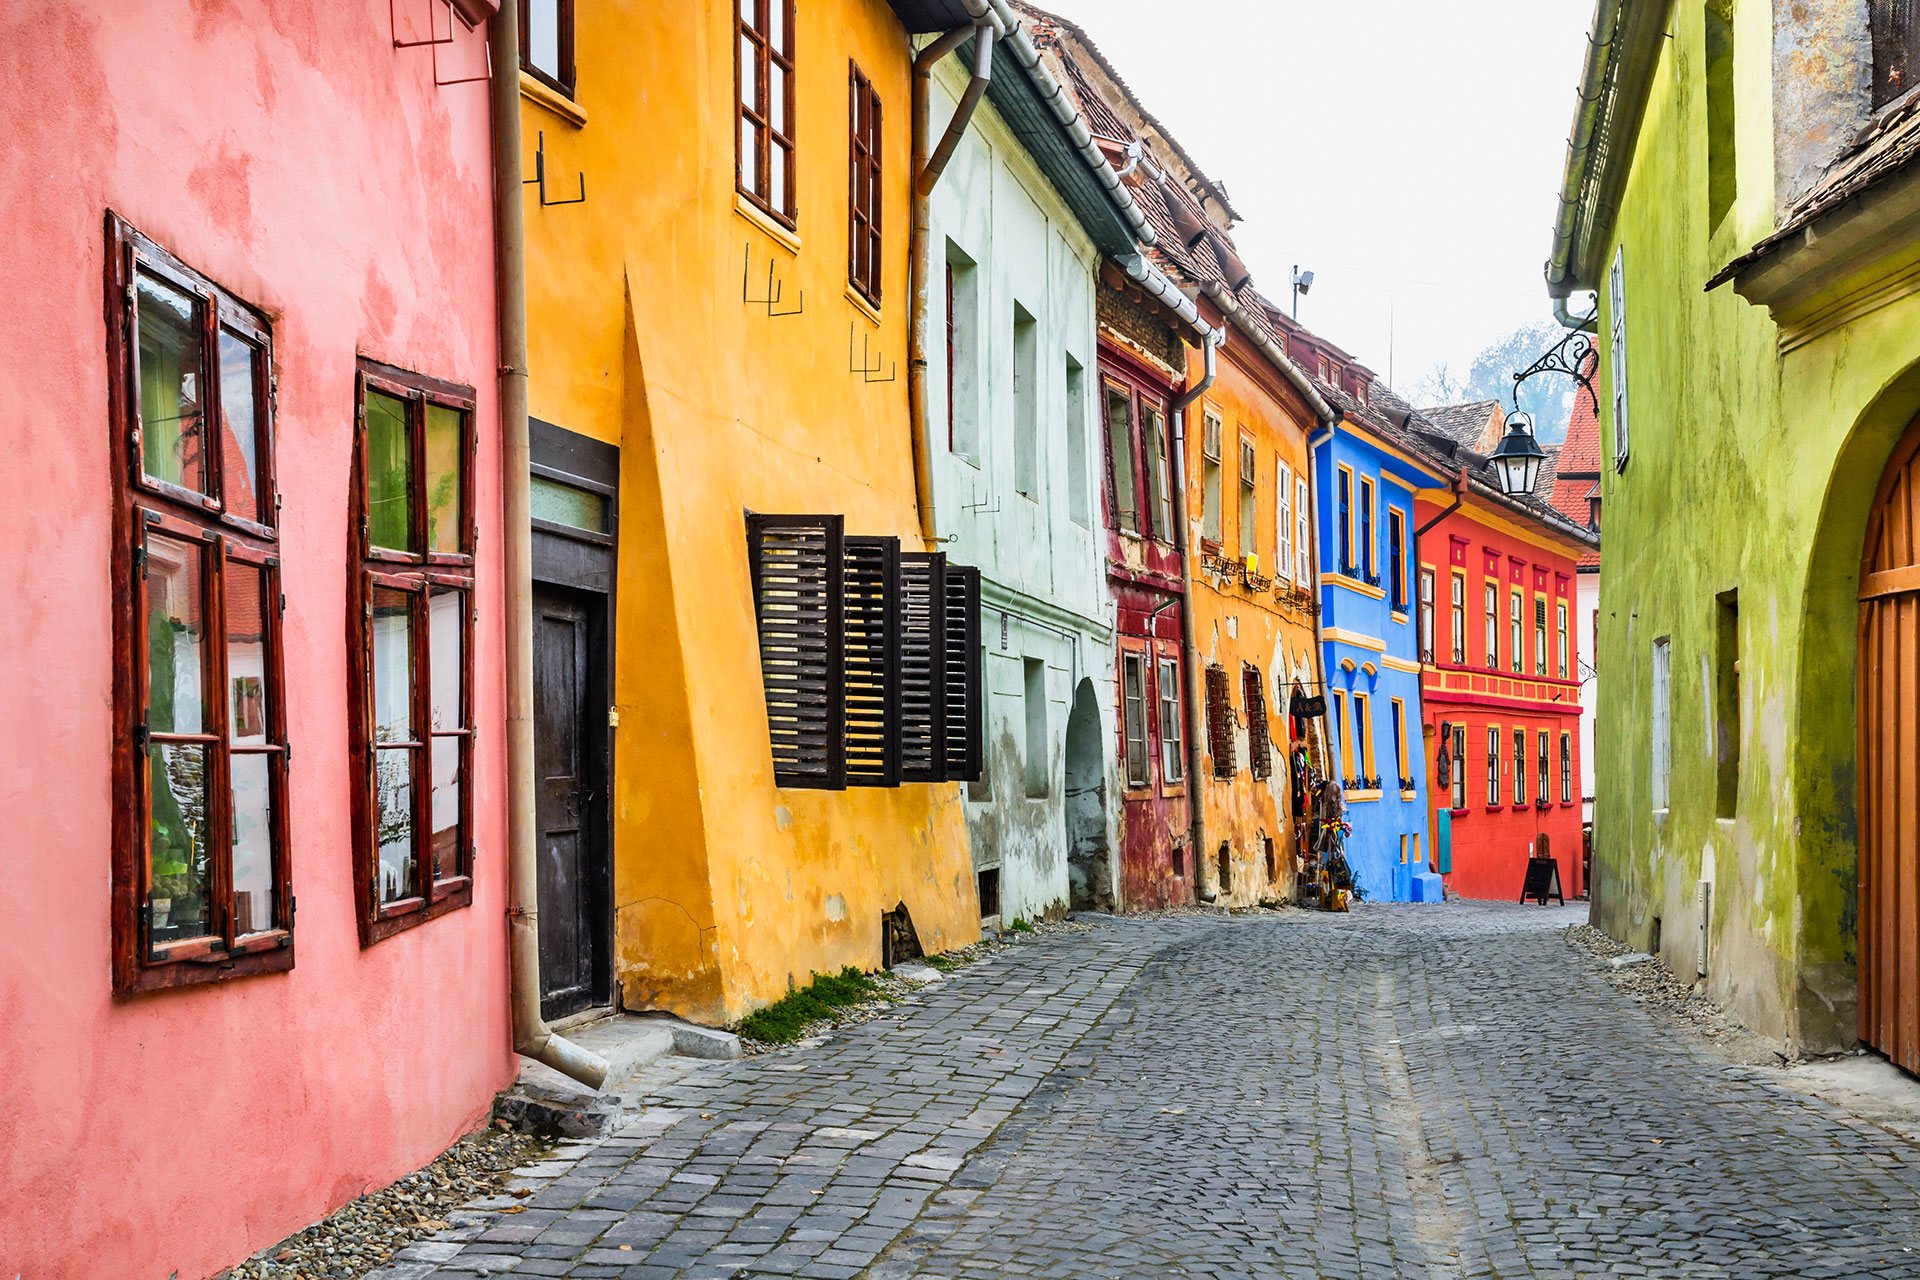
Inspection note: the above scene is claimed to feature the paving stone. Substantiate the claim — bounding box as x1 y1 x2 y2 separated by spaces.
378 906 1920 1279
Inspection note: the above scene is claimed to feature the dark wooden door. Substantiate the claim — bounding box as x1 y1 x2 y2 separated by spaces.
1860 420 1920 1072
534 583 610 1020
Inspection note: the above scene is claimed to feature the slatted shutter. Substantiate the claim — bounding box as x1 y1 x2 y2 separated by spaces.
843 535 901 787
747 514 846 789
898 551 948 783
1243 665 1271 780
1206 664 1235 779
942 565 983 781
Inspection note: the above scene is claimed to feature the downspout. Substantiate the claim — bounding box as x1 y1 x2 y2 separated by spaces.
1306 425 1334 781
1553 294 1598 334
490 0 609 1090
1171 331 1219 902
1548 0 1626 297
909 23 993 548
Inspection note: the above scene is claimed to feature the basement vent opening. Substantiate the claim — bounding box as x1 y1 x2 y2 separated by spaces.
976 867 1001 921
881 902 924 969
1650 916 1663 955
1218 841 1232 895
1171 841 1184 879
1263 835 1277 885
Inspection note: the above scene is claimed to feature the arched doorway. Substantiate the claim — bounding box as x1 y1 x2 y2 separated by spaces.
1859 416 1920 1072
1063 678 1111 912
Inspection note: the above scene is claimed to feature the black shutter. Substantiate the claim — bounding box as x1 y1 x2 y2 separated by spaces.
843 535 901 787
898 551 948 782
1243 665 1271 781
942 565 983 781
747 514 846 790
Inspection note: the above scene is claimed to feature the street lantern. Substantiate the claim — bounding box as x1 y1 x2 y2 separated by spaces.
1490 411 1548 496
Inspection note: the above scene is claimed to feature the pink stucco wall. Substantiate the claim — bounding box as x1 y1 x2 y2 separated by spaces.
0 4 515 1276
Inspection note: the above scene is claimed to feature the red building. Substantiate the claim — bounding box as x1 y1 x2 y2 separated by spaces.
1409 402 1599 900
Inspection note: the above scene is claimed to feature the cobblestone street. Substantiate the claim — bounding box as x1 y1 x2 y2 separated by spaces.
374 905 1920 1279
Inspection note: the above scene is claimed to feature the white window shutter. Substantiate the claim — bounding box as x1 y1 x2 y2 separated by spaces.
1609 245 1630 471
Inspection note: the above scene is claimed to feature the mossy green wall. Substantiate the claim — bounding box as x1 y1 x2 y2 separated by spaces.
1591 0 1920 1053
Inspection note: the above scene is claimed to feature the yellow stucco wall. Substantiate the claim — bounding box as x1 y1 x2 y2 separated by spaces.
1184 337 1323 905
520 0 979 1024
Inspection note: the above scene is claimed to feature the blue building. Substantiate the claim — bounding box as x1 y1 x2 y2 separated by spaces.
1277 320 1449 902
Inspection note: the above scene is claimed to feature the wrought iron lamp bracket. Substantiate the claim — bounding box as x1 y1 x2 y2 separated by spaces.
1510 322 1599 416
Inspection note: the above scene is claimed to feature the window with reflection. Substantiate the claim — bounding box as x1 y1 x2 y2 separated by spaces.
351 360 477 944
519 0 575 97
738 0 798 226
108 215 290 994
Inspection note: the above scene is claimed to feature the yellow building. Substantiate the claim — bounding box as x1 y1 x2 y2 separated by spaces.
514 0 980 1024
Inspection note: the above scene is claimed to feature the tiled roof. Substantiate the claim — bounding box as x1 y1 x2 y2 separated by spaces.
1535 444 1560 500
1711 90 1920 286
1556 349 1603 474
1418 400 1503 452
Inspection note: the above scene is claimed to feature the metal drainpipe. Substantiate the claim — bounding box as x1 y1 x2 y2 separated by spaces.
490 0 609 1091
1306 426 1334 781
1170 331 1219 902
908 24 994 549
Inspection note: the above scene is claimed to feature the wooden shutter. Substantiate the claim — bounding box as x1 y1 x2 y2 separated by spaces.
898 551 948 782
747 514 847 789
942 565 983 782
843 535 900 787
1206 664 1235 779
1243 665 1271 780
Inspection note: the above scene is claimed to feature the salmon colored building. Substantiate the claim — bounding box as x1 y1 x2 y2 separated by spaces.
1410 401 1598 901
0 4 516 1276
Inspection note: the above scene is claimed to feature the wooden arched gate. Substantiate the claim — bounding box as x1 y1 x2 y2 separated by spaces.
1859 420 1920 1072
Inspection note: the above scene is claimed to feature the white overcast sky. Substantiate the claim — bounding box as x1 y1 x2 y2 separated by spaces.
1036 0 1595 395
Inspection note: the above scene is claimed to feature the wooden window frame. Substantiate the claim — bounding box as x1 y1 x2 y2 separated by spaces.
1295 476 1312 586
1534 594 1549 677
1391 697 1408 791
1387 508 1406 611
518 0 576 98
350 359 479 947
1538 729 1552 809
1561 731 1573 804
1238 434 1258 561
1557 601 1570 680
847 62 883 306
1102 379 1143 535
1332 690 1351 784
1354 691 1375 788
1157 654 1185 785
1121 650 1151 790
1337 465 1354 572
1484 580 1499 670
107 214 293 994
1201 411 1224 547
738 0 799 228
1205 663 1236 779
1419 568 1437 662
1512 728 1527 805
1450 571 1466 664
1509 587 1524 675
1486 725 1502 806
1145 399 1172 543
1243 664 1272 781
1451 726 1467 810
1358 476 1376 580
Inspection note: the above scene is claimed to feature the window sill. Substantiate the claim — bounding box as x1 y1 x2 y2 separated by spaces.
1450 806 1470 817
735 195 801 256
1348 788 1384 803
1486 804 1505 813
1400 789 1417 801
1391 611 1409 626
359 880 474 947
115 941 294 997
846 284 883 327
519 70 586 128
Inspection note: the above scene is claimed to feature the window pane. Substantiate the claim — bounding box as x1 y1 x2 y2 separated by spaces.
770 140 789 211
230 752 276 934
148 740 212 942
530 473 610 533
429 587 464 732
146 534 206 735
770 62 787 132
365 390 414 551
768 0 784 49
424 403 464 554
1104 385 1136 530
137 271 209 495
1145 405 1170 538
740 116 759 192
371 585 415 744
527 0 560 78
740 34 756 109
227 562 270 745
218 331 263 522
431 736 462 882
374 748 417 903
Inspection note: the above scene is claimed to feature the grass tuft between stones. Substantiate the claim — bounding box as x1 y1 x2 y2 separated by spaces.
738 966 889 1044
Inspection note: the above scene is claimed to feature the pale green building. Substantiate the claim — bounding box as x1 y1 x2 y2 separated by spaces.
1549 0 1920 1065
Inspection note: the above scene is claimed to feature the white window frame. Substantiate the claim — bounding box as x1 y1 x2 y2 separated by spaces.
1652 635 1672 811
1294 477 1311 586
1609 244 1630 472
1277 460 1295 580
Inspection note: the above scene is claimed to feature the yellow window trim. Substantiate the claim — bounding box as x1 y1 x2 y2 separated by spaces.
1324 626 1387 652
520 70 588 128
1325 572 1386 600
735 192 802 256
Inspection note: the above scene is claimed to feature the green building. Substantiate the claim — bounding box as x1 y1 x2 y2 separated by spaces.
1548 0 1920 1068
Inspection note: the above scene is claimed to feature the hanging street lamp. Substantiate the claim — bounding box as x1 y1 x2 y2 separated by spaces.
1490 410 1549 497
